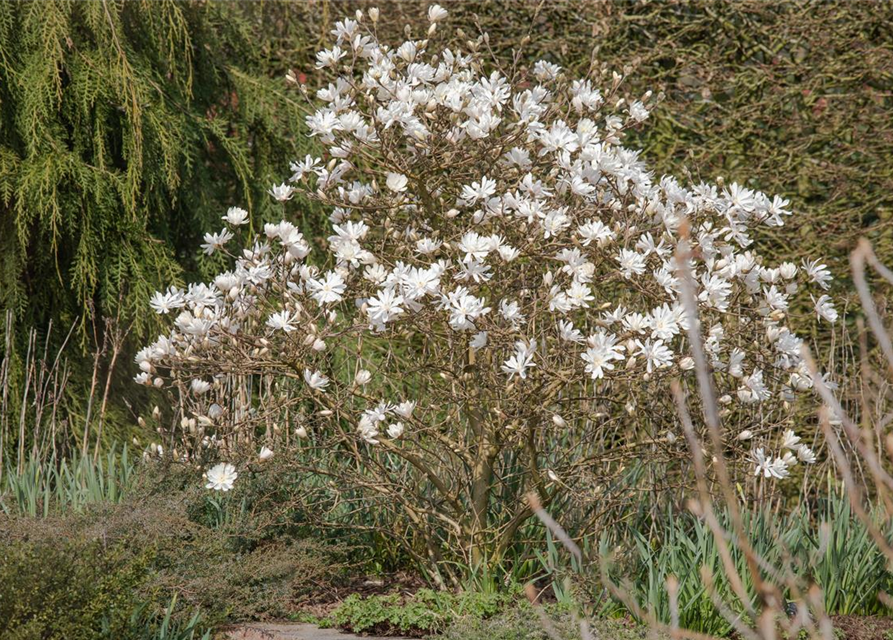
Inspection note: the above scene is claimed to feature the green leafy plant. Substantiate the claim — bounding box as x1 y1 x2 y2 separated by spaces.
598 490 893 634
113 595 211 640
0 444 135 516
808 488 893 615
329 589 514 636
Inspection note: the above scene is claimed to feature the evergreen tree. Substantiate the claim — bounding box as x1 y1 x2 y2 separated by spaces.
0 0 318 339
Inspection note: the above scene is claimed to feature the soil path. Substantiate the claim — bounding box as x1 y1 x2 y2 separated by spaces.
223 622 412 640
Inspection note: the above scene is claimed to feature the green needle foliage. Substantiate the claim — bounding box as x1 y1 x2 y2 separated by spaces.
0 0 316 340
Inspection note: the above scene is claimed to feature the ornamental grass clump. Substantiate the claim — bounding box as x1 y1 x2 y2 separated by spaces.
136 6 837 579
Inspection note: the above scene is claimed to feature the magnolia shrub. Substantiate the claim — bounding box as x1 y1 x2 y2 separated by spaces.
136 6 835 572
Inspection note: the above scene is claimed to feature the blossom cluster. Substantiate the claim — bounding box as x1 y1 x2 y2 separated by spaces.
137 5 833 485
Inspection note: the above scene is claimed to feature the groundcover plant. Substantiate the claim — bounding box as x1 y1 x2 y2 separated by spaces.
136 5 836 580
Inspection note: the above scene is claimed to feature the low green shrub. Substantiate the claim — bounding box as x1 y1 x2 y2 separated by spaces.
329 589 516 636
0 528 220 640
0 462 346 638
435 604 666 640
0 524 152 639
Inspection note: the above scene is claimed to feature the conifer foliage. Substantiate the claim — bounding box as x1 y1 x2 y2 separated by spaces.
0 0 310 338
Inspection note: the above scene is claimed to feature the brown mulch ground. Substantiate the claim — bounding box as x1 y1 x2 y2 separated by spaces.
831 615 893 640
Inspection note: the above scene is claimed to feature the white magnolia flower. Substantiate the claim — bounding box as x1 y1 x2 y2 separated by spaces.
470 331 488 350
290 155 322 181
201 229 234 255
533 61 561 82
617 249 646 279
502 340 536 379
461 176 497 205
427 4 448 22
395 401 416 419
628 100 649 123
387 422 405 438
316 45 346 68
500 299 525 326
635 338 673 373
269 183 296 201
779 262 798 279
222 207 249 226
797 445 817 464
267 310 297 333
308 271 346 305
753 449 774 478
304 369 330 391
582 331 623 380
204 462 238 491
446 288 490 330
813 294 838 323
190 379 211 395
366 289 405 326
259 446 274 461
416 238 443 255
773 455 793 478
355 369 372 385
781 429 801 450
803 258 833 290
150 288 184 314
386 172 409 193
